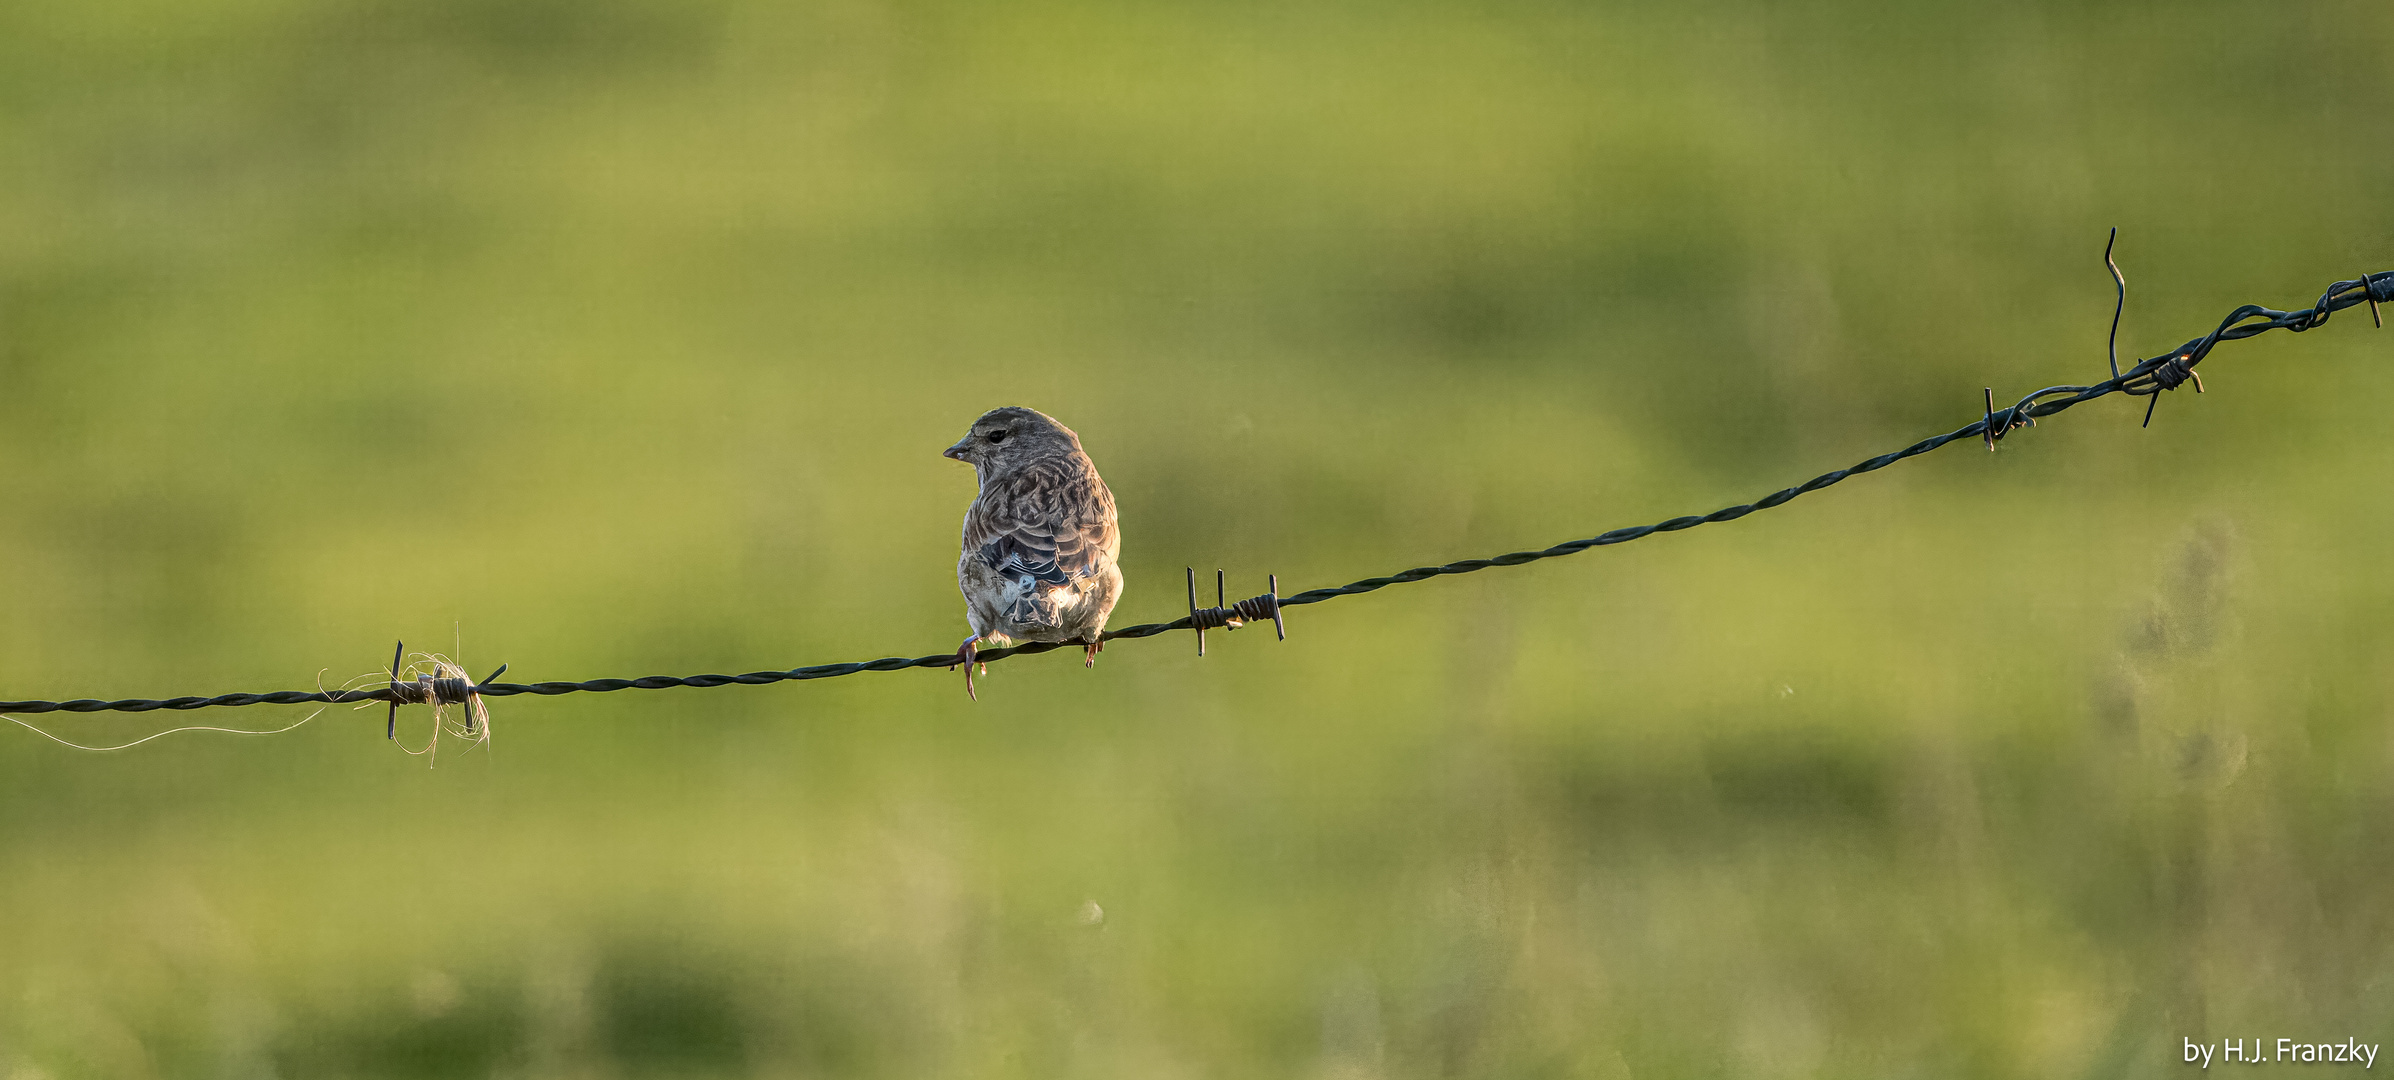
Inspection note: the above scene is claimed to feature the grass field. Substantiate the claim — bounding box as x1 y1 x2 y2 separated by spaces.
3 0 2392 1076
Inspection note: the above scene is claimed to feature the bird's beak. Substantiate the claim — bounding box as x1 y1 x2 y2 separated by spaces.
942 438 972 461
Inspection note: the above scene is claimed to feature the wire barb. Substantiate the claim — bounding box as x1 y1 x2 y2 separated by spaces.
387 673 477 708
0 259 2383 721
1187 568 1285 655
376 650 499 763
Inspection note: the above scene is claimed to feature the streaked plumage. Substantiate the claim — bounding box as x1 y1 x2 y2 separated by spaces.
943 406 1122 699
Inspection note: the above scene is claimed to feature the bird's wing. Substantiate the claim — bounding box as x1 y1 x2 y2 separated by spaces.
964 464 1117 588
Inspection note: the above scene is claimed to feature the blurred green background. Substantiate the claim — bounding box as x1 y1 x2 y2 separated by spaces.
2 0 2391 1076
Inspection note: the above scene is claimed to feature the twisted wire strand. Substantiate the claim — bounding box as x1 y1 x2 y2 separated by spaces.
3 270 2386 718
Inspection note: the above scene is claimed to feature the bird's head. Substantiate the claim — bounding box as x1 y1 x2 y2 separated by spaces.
943 406 1083 477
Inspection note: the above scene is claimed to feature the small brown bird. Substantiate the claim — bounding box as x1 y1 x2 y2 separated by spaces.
943 406 1123 699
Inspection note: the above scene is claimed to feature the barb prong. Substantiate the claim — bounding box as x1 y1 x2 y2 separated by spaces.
386 639 403 740
1187 567 1204 657
2105 228 2125 380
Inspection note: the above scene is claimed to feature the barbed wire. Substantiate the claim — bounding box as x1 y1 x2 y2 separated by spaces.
2 264 2386 719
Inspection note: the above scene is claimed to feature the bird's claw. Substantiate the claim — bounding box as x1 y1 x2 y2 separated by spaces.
957 637 979 701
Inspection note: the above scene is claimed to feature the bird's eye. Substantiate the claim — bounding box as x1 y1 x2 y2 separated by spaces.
985 430 1008 443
